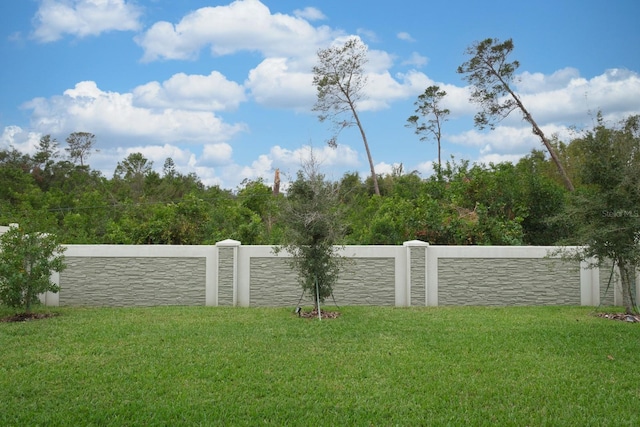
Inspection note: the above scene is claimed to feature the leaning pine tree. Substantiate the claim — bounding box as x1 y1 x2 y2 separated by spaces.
274 157 346 313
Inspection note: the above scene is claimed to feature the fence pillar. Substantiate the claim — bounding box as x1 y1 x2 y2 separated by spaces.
403 240 429 307
216 239 241 306
206 246 217 306
580 258 599 306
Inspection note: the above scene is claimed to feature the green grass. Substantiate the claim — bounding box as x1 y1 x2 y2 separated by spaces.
1 305 639 426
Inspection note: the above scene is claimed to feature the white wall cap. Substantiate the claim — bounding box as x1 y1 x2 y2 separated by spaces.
216 239 241 247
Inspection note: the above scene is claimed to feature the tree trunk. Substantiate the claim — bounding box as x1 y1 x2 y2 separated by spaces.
617 259 637 315
505 86 575 192
25 259 32 314
351 107 380 196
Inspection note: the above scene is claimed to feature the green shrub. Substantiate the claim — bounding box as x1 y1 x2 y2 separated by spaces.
0 225 66 313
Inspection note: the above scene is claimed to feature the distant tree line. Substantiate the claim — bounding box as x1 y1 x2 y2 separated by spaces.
0 114 635 250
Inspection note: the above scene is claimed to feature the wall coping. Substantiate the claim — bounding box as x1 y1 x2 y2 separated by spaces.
216 239 241 247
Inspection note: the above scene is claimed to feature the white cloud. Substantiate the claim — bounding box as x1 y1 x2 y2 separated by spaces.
293 7 325 21
0 126 42 153
520 68 640 124
356 28 378 43
132 71 246 112
200 143 233 165
366 48 395 73
360 70 433 111
475 153 525 166
402 52 428 68
245 58 315 110
448 123 577 156
23 81 247 146
415 160 435 176
375 161 401 176
268 144 359 170
32 0 142 42
397 32 415 42
135 0 338 62
133 4 441 116
211 143 360 188
516 67 581 93
449 126 540 154
92 143 198 178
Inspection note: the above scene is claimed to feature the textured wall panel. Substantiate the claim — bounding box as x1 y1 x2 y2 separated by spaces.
438 258 581 306
59 257 205 306
335 258 396 305
249 257 396 307
410 247 426 306
218 248 234 306
249 258 300 307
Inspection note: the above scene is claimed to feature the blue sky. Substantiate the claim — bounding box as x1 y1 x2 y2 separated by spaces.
1 0 639 190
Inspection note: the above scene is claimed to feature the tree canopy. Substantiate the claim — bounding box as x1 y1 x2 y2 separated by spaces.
554 114 640 313
0 125 598 249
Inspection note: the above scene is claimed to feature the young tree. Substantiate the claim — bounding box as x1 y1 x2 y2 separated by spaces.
406 85 450 169
33 134 60 168
312 37 381 196
163 157 177 178
114 152 154 200
65 132 97 167
457 38 574 191
275 156 346 309
0 225 66 314
32 135 60 191
556 114 640 314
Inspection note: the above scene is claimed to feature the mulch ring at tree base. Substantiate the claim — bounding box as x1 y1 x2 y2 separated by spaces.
296 308 340 319
0 312 59 323
595 312 640 323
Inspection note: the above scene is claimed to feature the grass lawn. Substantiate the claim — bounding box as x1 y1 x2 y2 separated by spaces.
1 305 639 426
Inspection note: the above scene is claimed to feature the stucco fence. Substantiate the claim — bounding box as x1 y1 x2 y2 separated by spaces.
33 239 638 309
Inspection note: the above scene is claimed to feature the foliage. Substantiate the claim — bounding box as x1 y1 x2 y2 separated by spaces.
341 159 528 245
236 178 284 244
515 151 570 244
0 224 66 313
113 152 154 201
0 119 622 250
65 132 97 167
312 37 380 195
554 114 640 313
275 162 346 307
0 133 562 249
457 38 520 129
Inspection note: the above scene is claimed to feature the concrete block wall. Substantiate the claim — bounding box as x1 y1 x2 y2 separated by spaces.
47 245 216 307
37 240 640 309
238 244 404 307
60 256 206 306
437 258 580 306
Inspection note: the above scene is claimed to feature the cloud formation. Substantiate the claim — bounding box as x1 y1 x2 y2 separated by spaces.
135 0 338 62
7 0 640 189
32 0 142 42
23 81 247 145
133 72 246 112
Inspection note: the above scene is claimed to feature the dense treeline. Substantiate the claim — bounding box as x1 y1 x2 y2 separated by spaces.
0 143 560 246
0 116 636 247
